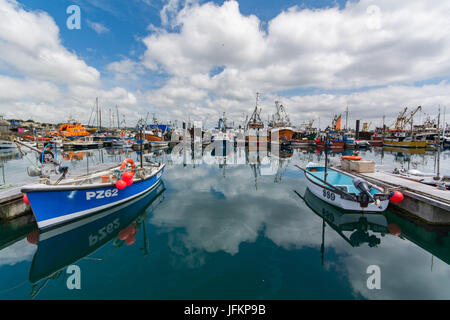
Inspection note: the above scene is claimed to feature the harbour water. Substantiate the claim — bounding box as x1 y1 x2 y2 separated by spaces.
0 145 450 299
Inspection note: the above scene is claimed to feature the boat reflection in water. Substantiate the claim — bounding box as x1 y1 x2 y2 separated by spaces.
27 180 166 298
295 188 389 263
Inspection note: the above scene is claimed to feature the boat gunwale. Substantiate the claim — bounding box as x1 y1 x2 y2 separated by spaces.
21 163 165 193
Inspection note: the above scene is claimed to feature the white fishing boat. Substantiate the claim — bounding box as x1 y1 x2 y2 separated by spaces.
0 140 16 149
300 163 398 212
150 141 169 148
112 138 134 148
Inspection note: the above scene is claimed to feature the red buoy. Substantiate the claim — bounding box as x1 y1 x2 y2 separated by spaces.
115 179 127 190
125 179 133 186
23 194 30 205
122 171 133 181
387 224 401 236
390 190 404 203
118 228 130 241
125 235 136 245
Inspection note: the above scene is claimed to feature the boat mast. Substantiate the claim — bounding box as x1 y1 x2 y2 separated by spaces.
116 105 120 129
435 106 441 180
345 105 349 131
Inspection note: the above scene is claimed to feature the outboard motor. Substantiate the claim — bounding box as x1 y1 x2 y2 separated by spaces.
353 177 376 206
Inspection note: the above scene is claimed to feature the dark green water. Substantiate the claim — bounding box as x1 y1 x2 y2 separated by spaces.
0 145 449 299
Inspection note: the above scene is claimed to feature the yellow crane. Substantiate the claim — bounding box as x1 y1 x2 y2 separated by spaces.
394 107 408 130
404 106 422 130
362 121 372 132
393 106 422 130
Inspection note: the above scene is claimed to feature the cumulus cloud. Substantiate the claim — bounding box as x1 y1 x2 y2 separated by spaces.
135 0 450 125
0 0 100 85
0 0 137 123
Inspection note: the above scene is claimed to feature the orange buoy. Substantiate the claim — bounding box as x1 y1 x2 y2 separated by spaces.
342 156 362 160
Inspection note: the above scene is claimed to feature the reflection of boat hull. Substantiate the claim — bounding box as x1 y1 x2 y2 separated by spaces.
304 188 388 232
291 140 314 147
305 166 390 212
22 164 165 229
150 141 169 148
63 142 103 150
382 146 427 155
316 141 345 150
29 181 166 283
383 139 427 148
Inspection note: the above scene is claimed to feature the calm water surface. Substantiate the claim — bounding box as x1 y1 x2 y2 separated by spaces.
0 145 449 299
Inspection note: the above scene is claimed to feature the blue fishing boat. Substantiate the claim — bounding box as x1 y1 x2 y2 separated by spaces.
22 159 164 229
16 136 166 229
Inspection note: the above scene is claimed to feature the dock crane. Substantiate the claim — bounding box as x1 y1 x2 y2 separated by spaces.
394 107 408 130
405 106 422 130
393 106 422 130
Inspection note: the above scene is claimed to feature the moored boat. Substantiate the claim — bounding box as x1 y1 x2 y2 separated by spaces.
21 156 165 229
0 140 17 149
268 101 294 145
301 163 396 212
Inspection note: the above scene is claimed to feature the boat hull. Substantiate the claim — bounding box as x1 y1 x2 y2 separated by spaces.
270 127 294 143
22 165 165 229
383 140 427 148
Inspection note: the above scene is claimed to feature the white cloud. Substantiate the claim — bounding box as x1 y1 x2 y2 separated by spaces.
87 20 110 35
0 0 100 85
135 0 450 126
0 0 137 124
0 75 60 102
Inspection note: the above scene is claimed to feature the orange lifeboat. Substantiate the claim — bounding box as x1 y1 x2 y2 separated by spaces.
56 123 91 138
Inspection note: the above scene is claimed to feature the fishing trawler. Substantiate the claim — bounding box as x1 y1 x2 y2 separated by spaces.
268 101 294 145
315 115 345 151
211 112 234 150
383 106 427 148
291 120 317 147
383 130 427 148
246 93 268 146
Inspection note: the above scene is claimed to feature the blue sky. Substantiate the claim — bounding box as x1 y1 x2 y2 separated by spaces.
1 0 449 127
17 0 351 90
19 0 350 65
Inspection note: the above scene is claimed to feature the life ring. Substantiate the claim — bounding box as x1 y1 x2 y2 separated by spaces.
120 158 135 176
342 156 362 160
